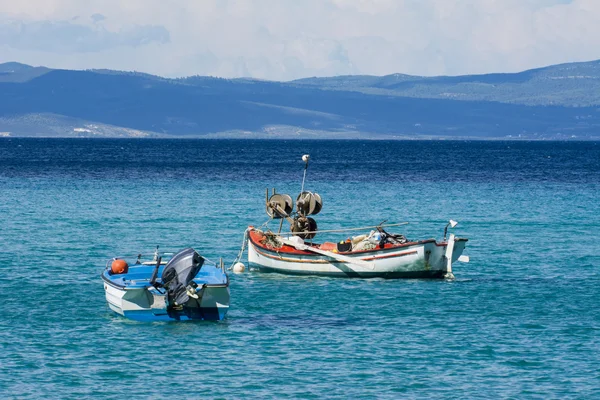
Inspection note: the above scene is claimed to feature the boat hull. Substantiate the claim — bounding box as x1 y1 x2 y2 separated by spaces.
103 281 230 322
247 230 467 279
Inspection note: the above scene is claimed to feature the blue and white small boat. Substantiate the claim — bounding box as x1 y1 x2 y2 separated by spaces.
102 247 230 322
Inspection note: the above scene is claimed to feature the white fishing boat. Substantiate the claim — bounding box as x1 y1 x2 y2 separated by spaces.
242 155 469 279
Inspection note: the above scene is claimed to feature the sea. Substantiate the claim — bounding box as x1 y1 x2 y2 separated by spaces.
0 139 599 399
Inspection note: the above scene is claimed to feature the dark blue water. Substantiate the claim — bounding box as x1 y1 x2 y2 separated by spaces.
1 139 599 399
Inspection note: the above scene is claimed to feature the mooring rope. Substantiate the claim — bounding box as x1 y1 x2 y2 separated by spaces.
228 228 250 270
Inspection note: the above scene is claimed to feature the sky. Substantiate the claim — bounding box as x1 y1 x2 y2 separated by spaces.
1 0 599 81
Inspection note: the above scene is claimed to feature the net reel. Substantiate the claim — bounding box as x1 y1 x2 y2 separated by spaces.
296 191 322 217
266 193 293 219
291 216 318 240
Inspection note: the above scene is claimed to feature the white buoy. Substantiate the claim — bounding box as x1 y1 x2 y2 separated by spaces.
302 154 310 162
232 262 246 273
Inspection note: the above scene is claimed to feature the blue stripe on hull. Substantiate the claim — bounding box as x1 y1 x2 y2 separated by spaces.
110 307 228 322
249 263 446 279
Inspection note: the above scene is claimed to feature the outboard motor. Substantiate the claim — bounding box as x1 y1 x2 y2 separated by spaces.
161 248 204 306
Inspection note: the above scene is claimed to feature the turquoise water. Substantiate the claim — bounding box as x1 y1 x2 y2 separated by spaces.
1 139 599 398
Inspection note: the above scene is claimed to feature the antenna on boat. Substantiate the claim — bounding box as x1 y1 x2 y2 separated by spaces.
301 154 310 193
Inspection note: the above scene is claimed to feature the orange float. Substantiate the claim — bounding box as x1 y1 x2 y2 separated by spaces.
111 259 129 274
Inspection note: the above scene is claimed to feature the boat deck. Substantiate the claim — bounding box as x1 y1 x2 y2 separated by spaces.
103 264 228 289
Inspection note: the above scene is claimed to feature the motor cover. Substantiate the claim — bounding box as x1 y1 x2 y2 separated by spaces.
161 248 204 305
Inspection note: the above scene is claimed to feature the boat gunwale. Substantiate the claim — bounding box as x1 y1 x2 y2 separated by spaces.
247 228 467 257
101 269 230 290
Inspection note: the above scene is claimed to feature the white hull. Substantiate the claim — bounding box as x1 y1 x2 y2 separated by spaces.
104 283 230 321
248 232 467 279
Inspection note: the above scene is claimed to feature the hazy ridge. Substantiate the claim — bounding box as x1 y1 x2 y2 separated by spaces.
1 60 600 139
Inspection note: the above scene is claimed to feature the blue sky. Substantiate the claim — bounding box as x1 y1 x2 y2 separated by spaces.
0 0 598 80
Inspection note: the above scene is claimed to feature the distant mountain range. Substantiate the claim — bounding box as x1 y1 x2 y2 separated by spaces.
1 60 600 139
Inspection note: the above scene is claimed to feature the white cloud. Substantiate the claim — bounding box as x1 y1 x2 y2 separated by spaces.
0 0 599 80
0 18 169 52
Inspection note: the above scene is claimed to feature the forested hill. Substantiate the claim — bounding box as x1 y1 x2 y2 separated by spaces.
1 60 599 139
292 60 600 107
